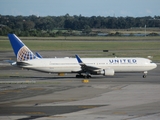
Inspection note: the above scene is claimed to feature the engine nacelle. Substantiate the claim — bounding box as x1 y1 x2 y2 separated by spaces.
98 68 114 76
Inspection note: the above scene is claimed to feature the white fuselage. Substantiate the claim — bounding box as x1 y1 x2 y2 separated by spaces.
19 57 157 74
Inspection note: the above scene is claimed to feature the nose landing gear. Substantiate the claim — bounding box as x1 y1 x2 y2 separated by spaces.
143 71 148 78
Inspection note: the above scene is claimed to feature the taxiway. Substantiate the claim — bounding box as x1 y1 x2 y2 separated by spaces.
0 52 160 120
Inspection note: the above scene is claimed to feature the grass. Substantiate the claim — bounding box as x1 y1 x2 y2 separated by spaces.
1 36 160 41
1 40 160 51
0 36 160 62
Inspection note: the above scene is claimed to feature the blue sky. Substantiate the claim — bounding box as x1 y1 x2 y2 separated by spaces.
0 0 159 17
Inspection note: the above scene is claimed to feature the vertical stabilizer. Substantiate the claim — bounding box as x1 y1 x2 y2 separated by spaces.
8 34 38 61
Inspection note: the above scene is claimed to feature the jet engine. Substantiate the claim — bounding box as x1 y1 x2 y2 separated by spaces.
98 68 115 76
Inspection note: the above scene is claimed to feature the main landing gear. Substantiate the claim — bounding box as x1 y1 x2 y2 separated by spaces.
76 74 91 78
143 74 146 78
143 71 147 78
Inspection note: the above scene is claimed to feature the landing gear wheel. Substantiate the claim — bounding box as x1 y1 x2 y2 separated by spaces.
76 74 91 78
76 75 79 78
143 74 146 78
76 74 84 78
86 75 91 78
143 71 147 78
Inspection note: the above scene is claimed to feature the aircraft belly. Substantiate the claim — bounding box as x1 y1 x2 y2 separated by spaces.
24 64 155 73
25 66 80 73
52 66 81 72
111 66 154 72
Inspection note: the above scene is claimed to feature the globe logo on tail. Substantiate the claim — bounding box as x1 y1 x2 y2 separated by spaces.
17 46 37 61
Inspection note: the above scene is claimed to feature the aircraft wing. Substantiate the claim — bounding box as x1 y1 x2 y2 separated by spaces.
75 55 100 72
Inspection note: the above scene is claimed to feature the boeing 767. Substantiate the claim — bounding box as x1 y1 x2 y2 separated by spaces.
8 34 157 78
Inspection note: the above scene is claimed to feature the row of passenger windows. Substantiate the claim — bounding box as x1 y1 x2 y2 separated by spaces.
50 63 107 65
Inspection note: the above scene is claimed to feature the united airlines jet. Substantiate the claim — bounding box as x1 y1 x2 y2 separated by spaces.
8 34 157 78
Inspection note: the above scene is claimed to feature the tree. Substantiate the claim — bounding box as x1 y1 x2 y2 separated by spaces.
0 15 160 36
23 21 35 30
83 25 91 34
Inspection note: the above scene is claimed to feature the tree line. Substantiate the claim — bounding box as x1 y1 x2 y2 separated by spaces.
0 14 160 36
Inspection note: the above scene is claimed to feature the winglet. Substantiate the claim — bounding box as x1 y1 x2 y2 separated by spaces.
8 34 38 62
75 54 83 63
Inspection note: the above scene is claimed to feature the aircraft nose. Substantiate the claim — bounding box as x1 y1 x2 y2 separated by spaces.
153 63 157 69
154 63 157 68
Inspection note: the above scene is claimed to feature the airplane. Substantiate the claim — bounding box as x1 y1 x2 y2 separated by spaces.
8 34 157 78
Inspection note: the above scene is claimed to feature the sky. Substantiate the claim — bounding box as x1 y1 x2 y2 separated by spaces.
0 0 160 17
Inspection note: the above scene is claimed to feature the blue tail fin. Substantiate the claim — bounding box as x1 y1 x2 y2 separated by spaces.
8 34 38 62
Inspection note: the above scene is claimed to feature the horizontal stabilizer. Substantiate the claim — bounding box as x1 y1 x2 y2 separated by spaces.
4 60 15 64
36 52 43 58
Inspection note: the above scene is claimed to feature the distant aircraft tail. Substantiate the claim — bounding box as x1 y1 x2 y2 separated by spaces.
8 34 38 62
